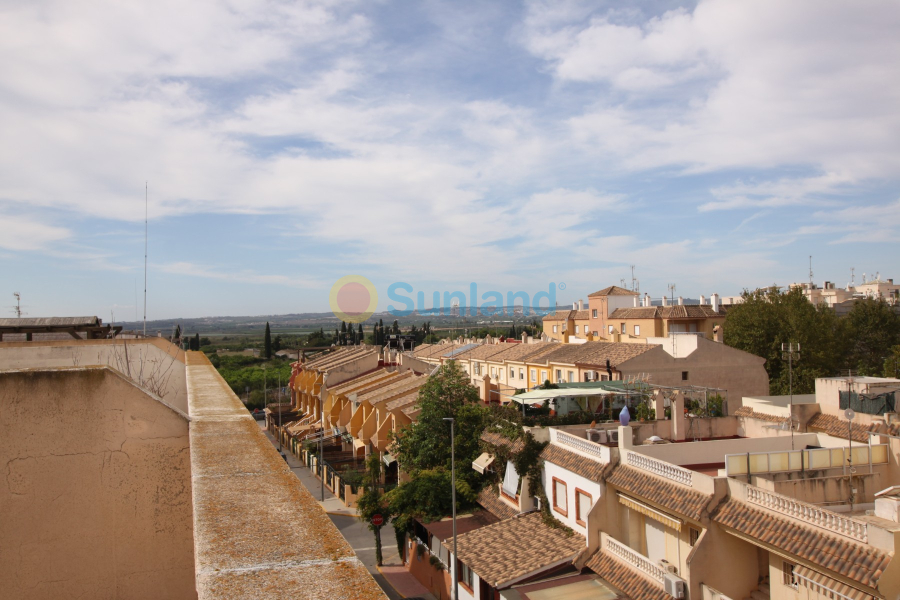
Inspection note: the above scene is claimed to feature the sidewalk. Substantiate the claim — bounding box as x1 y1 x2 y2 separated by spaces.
259 422 435 599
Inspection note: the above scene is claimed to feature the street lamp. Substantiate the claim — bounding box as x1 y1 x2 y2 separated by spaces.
782 343 800 450
846 407 856 510
444 417 458 600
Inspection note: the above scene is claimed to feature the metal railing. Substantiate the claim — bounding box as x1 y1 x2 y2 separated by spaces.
746 487 867 542
626 451 693 487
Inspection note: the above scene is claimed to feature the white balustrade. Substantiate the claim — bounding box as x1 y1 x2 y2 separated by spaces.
626 451 693 487
605 535 665 584
556 430 608 461
746 487 868 543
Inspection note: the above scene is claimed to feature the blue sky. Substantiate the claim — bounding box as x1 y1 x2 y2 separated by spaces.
1 0 899 320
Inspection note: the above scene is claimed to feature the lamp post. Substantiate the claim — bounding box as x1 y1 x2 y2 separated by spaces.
782 343 800 450
444 417 458 600
846 407 856 510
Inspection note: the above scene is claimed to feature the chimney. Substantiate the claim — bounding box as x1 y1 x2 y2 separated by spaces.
573 302 577 310
662 296 668 306
713 325 721 343
677 296 684 305
700 295 706 305
521 332 527 344
711 293 720 313
578 299 584 311
644 293 650 307
633 296 639 307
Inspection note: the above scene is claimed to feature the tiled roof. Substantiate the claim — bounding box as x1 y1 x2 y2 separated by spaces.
542 310 573 322
606 465 710 521
540 443 608 481
423 511 499 542
327 369 398 395
477 487 519 520
714 500 890 589
453 344 512 361
447 512 585 588
734 406 786 423
414 343 462 359
805 412 898 443
482 342 553 363
609 305 726 319
588 286 638 297
572 310 590 320
584 551 668 600
536 342 657 368
480 430 525 453
384 390 420 412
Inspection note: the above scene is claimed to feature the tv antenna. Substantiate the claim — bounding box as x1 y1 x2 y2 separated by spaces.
850 267 855 287
668 283 676 304
808 256 814 287
11 292 26 318
630 265 639 294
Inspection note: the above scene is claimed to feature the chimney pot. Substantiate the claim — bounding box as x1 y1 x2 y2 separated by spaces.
711 293 720 313
700 295 706 305
677 296 683 305
578 299 584 311
662 296 668 306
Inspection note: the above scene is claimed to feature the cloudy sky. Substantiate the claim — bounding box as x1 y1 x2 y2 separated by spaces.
1 0 899 320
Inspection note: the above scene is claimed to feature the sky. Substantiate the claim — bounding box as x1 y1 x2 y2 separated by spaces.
1 0 899 320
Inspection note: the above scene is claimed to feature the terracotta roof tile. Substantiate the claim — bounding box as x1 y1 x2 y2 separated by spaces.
480 430 525 453
448 512 585 588
454 344 513 361
584 551 669 600
541 443 608 481
532 341 656 368
542 310 573 322
588 286 639 297
609 305 726 319
477 487 519 521
606 465 710 521
714 500 890 589
805 412 898 443
734 406 786 423
482 342 554 363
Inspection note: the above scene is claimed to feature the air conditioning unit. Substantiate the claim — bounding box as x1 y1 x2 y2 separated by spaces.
608 429 620 443
664 573 686 599
658 559 678 574
586 429 607 444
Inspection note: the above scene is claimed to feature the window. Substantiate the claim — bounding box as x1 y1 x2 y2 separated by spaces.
689 527 700 547
575 489 592 526
510 368 515 379
620 323 626 334
552 477 568 516
567 370 574 383
782 561 798 589
555 369 562 382
519 368 524 380
530 369 536 382
491 367 496 377
634 325 640 336
553 325 558 333
541 370 547 383
502 461 520 498
682 371 689 381
592 309 598 318
608 325 614 334
458 560 474 590
593 331 599 337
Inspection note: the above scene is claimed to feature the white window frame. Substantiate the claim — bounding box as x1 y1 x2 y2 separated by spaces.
634 324 640 336
519 368 524 380
553 325 558 333
608 325 614 334
530 369 536 382
592 309 598 318
552 477 568 516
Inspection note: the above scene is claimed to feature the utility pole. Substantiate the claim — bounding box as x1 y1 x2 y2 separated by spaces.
782 343 800 449
444 417 458 600
143 182 148 338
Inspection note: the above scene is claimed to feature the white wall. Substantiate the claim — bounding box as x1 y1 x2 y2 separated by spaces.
634 434 820 466
543 457 603 537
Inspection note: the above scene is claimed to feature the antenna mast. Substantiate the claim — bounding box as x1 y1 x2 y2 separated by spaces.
809 256 814 287
12 292 22 318
143 182 148 337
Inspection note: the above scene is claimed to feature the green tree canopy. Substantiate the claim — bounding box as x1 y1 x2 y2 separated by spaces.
844 299 900 375
724 287 847 394
264 322 272 359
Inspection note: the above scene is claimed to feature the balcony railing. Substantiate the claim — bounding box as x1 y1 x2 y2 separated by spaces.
556 430 608 461
626 451 693 487
604 535 665 585
746 486 867 543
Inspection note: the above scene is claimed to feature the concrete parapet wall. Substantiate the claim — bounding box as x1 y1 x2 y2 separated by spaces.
185 351 386 600
0 366 196 599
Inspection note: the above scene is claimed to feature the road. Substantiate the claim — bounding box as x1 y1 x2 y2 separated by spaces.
258 420 404 600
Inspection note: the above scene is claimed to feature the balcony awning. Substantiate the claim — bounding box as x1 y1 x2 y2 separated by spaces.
511 388 623 405
472 452 495 474
383 453 396 466
795 566 874 600
618 494 682 532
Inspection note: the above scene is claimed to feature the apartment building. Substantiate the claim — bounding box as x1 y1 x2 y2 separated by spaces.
431 375 900 600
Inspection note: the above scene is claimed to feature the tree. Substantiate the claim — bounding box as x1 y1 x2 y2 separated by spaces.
844 299 900 375
724 287 847 394
272 334 282 353
191 333 200 351
173 324 182 342
358 324 364 345
884 345 900 379
392 320 400 334
264 322 273 359
356 454 391 566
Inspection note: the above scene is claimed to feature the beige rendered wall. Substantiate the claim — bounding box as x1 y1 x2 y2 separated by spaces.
620 338 769 409
0 338 187 413
0 366 196 600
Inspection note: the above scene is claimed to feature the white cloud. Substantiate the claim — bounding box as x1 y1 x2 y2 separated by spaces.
0 214 70 251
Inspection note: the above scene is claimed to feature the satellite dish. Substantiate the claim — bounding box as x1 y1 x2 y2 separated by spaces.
845 408 856 421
